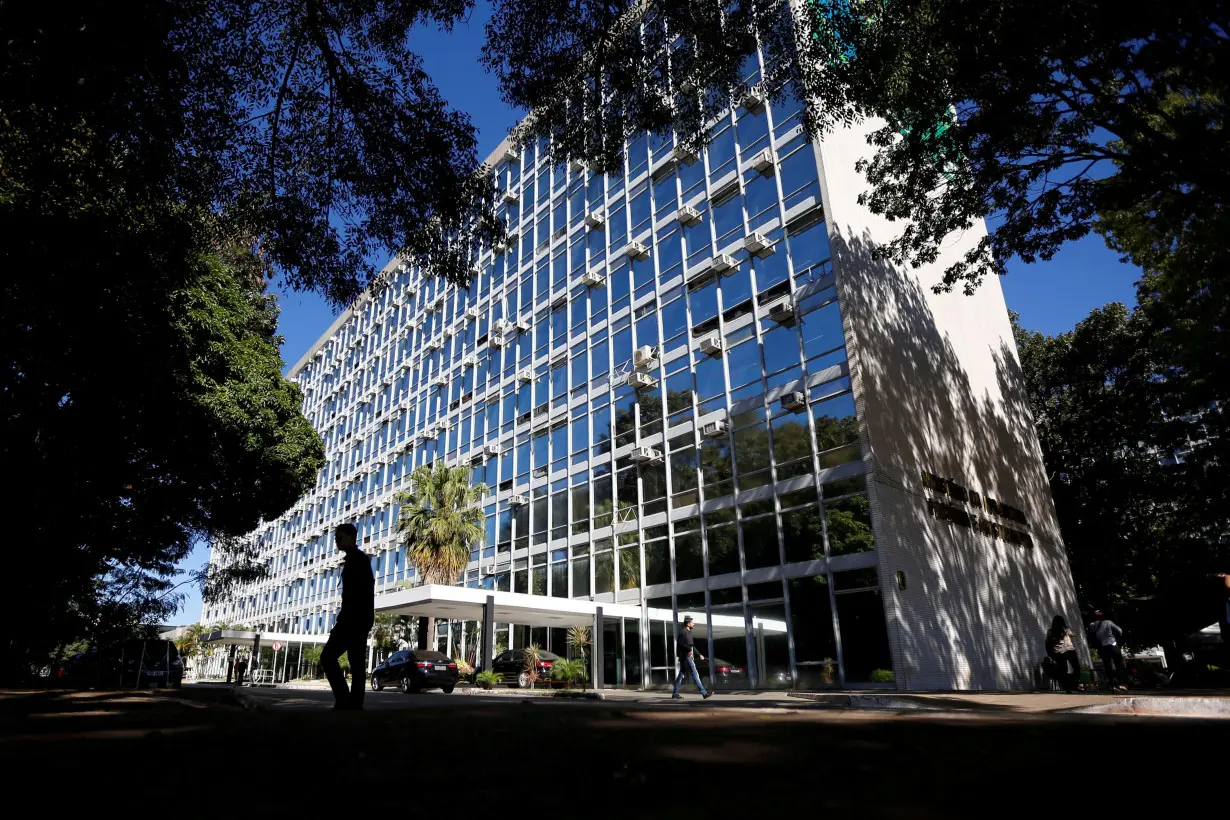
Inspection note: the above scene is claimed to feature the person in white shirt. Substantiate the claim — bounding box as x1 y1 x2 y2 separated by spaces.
1087 610 1126 691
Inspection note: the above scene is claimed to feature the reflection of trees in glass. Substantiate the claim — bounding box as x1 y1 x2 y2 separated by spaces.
644 541 671 586
707 524 740 576
670 448 699 492
666 388 693 415
781 505 824 565
826 494 875 556
531 565 547 595
619 548 640 590
742 514 780 569
594 551 614 595
771 418 812 465
675 532 704 581
700 438 733 486
813 408 858 452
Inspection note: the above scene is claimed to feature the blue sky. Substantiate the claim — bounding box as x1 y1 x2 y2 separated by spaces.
170 3 1142 624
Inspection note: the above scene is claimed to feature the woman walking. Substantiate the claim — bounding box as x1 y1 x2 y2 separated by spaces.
1045 615 1081 692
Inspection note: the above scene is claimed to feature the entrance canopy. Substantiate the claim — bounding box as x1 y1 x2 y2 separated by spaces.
374 584 786 640
200 629 328 647
375 584 642 627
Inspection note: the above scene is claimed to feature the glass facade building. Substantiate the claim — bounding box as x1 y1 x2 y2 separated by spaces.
208 33 1076 692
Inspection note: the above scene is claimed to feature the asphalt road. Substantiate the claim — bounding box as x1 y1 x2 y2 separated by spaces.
0 685 1216 816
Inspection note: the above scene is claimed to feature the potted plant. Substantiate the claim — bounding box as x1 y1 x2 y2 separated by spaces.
550 658 587 690
475 670 502 690
521 643 541 689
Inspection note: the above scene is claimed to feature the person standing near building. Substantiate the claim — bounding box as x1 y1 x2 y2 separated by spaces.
321 523 375 710
1087 610 1127 692
672 615 712 700
1044 615 1080 692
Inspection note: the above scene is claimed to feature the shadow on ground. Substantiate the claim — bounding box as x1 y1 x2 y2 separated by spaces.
0 687 1215 816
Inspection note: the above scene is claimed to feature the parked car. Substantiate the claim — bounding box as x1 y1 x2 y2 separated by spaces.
370 649 459 693
114 639 184 688
694 657 749 688
58 640 183 689
491 648 560 687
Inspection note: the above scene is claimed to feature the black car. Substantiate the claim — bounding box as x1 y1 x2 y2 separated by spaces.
371 649 460 693
491 648 560 687
60 640 184 689
694 657 749 688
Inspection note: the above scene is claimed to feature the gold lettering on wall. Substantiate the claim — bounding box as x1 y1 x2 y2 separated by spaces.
920 470 1034 548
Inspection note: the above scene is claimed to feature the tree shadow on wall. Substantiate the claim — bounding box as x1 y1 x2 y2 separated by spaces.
832 230 1080 690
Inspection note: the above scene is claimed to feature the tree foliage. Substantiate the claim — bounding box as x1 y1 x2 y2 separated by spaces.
484 1 1229 297
1013 308 1228 645
395 463 487 647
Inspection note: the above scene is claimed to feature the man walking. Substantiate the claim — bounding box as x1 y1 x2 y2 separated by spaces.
1087 609 1127 692
672 615 712 700
321 523 375 710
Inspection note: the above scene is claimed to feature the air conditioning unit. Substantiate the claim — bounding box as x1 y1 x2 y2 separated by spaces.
493 318 512 335
501 145 520 163
767 299 797 325
405 318 418 329
579 270 605 288
436 419 449 431
748 148 774 174
745 232 774 257
406 285 419 296
569 157 588 173
465 307 479 320
433 375 449 387
483 443 500 457
462 354 477 367
633 345 658 367
488 334 507 348
702 420 728 438
514 318 531 332
623 240 650 259
632 446 662 463
687 253 736 284
781 391 807 412
502 189 518 205
425 339 442 351
699 335 726 357
627 371 657 390
584 209 606 229
677 204 702 225
509 493 529 506
517 368 532 382
740 84 766 111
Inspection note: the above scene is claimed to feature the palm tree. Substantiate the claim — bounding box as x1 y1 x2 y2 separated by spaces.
394 463 487 650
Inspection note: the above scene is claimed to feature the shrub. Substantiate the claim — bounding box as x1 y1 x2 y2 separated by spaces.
550 658 588 688
475 670 502 690
869 668 895 683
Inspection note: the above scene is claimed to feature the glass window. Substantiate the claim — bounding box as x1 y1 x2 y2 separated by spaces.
781 504 823 565
701 522 736 577
835 587 892 683
801 300 844 361
742 513 780 570
788 574 838 688
825 493 875 556
674 531 703 582
812 392 860 467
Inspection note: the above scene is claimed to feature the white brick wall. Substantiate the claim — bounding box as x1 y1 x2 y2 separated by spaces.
814 121 1084 690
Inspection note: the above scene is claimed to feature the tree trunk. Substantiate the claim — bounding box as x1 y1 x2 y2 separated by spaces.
418 616 435 650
